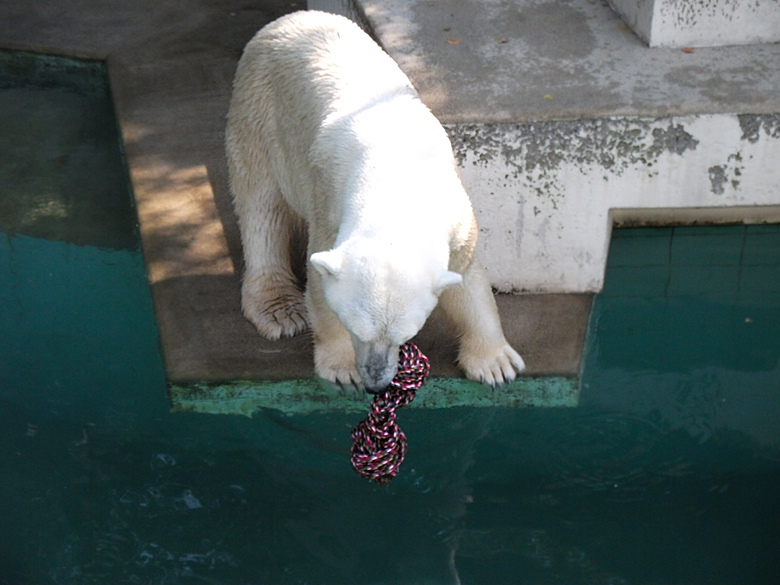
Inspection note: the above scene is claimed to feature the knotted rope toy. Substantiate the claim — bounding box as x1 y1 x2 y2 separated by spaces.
350 343 430 485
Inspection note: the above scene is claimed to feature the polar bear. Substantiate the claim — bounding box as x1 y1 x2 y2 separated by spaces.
226 10 525 392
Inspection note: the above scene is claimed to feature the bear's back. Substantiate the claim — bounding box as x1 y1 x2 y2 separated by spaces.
242 11 415 123
229 11 430 221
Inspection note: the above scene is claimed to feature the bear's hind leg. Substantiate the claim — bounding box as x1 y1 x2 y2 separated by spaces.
231 165 309 340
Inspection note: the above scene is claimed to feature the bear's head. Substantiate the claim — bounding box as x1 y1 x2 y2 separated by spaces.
311 241 461 392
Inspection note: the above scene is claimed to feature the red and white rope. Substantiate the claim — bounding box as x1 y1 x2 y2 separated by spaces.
350 343 430 485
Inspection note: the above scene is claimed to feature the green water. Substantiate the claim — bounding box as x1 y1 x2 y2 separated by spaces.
1 52 779 585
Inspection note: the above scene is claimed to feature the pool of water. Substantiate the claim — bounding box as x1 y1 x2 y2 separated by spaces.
1 52 779 585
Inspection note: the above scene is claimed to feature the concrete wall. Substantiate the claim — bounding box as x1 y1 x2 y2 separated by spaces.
609 0 780 48
449 114 780 293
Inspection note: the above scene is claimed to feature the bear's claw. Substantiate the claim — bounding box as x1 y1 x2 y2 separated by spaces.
314 339 364 394
241 281 309 340
459 342 526 387
316 366 364 395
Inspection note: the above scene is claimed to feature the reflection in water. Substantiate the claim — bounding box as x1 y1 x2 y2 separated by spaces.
0 50 137 250
1 52 780 584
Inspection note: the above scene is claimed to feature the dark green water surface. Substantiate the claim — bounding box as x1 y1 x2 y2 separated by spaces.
1 52 779 585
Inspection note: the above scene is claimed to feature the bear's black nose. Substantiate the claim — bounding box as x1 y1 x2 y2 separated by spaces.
362 364 397 394
365 383 389 395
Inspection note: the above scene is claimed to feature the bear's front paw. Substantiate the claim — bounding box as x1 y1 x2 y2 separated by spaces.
314 341 363 394
458 340 526 387
241 277 309 340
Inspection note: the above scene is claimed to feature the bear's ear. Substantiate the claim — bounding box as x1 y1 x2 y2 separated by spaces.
434 270 463 294
310 250 343 278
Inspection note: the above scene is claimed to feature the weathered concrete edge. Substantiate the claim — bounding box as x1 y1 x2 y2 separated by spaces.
168 376 580 416
445 113 780 294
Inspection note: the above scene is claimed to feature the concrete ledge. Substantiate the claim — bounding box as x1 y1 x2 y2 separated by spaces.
611 205 780 228
170 376 580 416
153 274 591 384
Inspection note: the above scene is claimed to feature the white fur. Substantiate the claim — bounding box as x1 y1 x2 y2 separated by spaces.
226 11 525 391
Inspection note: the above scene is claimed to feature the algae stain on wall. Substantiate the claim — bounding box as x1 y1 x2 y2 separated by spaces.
445 114 780 294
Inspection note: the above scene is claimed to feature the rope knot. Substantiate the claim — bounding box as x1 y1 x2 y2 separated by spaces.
350 343 430 485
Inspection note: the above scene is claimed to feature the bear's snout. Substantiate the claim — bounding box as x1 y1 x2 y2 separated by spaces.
355 342 399 393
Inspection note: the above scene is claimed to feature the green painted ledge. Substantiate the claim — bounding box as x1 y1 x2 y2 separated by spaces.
168 376 580 416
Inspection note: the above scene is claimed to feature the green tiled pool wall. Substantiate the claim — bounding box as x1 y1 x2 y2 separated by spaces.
604 224 780 299
582 223 780 457
597 224 780 373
